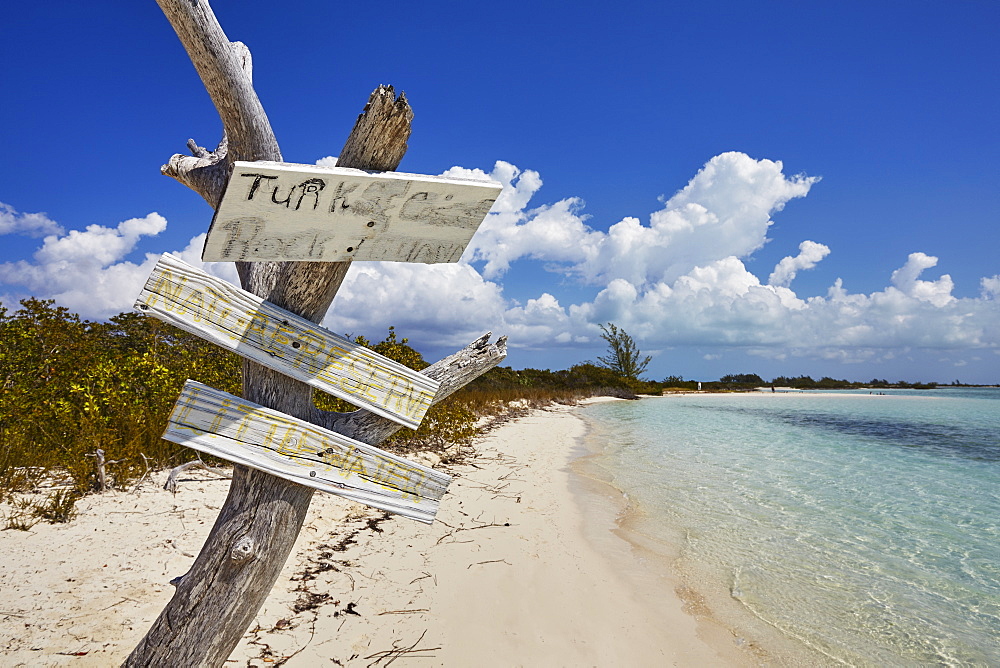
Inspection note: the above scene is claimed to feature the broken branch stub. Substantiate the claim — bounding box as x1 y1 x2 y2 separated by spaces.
339 86 414 172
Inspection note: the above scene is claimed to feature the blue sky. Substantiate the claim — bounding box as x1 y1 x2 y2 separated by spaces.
2 1 998 383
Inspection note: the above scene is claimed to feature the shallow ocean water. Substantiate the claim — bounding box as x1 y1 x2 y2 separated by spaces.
580 389 1000 666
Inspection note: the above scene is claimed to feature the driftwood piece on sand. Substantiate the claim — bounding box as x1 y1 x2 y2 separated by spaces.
85 449 122 493
163 458 208 494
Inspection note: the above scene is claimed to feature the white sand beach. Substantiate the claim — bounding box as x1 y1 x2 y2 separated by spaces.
1 402 759 666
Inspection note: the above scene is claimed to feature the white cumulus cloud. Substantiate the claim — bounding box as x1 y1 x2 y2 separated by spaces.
0 201 64 237
889 252 955 307
463 152 820 288
0 213 236 319
419 155 996 362
981 275 1000 299
321 261 507 346
769 240 831 288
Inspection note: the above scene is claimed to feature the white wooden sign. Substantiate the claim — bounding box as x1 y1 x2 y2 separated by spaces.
135 254 439 429
202 161 502 263
164 381 450 523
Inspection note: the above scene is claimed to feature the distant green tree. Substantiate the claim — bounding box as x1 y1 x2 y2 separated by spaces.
816 376 853 389
720 373 764 385
595 323 651 381
784 375 817 388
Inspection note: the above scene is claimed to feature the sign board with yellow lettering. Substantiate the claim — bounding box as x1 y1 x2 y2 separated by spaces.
202 161 502 263
163 381 450 523
135 254 439 429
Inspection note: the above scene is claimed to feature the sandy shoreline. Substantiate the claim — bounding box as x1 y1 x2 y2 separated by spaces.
1 402 757 666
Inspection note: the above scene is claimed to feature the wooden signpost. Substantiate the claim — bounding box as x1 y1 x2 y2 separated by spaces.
125 3 510 663
203 161 502 263
164 381 450 523
136 253 439 429
134 157 504 522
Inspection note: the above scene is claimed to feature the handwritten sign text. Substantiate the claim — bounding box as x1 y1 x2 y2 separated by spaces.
135 254 439 429
164 381 450 522
203 161 502 263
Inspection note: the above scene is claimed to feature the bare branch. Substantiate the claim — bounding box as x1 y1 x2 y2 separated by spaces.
311 333 508 442
163 458 208 494
158 37 255 207
161 135 229 208
155 1 279 164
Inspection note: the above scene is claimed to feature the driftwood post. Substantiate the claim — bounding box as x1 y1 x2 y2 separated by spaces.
86 449 107 492
125 1 505 665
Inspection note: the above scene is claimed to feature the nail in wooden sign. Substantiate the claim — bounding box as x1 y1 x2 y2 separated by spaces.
164 381 451 523
135 254 439 429
202 161 503 263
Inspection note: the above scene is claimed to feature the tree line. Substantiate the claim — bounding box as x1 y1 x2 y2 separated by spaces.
589 326 944 390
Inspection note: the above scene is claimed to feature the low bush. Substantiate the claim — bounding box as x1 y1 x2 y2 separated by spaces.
1 299 240 505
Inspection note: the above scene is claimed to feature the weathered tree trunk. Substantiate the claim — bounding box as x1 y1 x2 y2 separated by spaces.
125 1 505 665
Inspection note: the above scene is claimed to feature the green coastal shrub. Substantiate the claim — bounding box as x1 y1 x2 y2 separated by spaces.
1 299 240 498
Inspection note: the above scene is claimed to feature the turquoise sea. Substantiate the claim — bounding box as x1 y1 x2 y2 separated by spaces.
578 388 1000 666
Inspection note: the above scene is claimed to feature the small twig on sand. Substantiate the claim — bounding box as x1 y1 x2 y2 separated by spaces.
130 453 154 494
434 521 511 545
467 559 511 569
364 630 440 667
275 616 316 666
408 572 435 586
